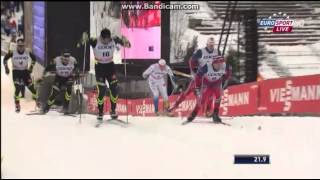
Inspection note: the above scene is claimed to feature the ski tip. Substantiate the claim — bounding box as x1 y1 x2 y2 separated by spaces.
181 121 191 125
214 122 231 126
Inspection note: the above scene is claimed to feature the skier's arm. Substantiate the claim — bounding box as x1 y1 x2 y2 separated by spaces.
188 58 197 74
167 66 177 87
222 64 232 89
142 65 153 79
195 64 208 88
189 49 202 75
3 51 13 74
43 58 57 76
28 52 37 73
37 58 55 83
223 64 232 81
3 51 13 67
89 38 98 48
76 32 90 49
113 36 131 48
73 58 80 78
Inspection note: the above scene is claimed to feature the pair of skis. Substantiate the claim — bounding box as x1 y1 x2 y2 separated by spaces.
26 111 77 117
95 116 129 128
181 118 231 126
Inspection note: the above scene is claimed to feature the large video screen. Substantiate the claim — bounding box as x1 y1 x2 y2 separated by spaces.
32 1 45 65
120 1 161 59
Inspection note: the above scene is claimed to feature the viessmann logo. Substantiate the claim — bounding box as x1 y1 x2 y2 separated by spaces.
258 12 304 33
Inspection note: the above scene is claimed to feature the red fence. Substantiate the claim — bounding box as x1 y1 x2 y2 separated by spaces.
85 74 320 116
258 74 320 114
220 82 259 116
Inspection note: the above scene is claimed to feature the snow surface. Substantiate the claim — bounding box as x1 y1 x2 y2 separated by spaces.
2 55 320 178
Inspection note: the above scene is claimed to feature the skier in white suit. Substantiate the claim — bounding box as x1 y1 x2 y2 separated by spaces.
143 59 177 116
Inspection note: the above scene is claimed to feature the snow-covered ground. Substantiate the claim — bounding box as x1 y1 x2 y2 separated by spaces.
2 56 320 178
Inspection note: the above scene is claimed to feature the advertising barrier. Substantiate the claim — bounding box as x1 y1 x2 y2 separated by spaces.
86 74 320 116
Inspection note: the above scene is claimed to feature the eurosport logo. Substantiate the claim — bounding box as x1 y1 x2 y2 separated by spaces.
258 12 304 33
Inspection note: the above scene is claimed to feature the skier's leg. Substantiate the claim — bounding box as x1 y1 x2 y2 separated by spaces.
95 64 107 120
159 82 169 112
24 71 38 102
212 87 223 123
107 74 119 118
43 77 62 113
96 78 107 119
12 71 22 112
21 84 25 98
204 96 214 117
13 80 22 112
63 80 73 114
168 79 195 112
105 62 118 119
149 81 160 115
186 87 210 122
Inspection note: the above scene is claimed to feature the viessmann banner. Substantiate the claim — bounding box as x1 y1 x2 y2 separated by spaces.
219 82 259 116
258 74 320 114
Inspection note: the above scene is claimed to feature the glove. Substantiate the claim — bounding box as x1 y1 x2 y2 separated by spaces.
5 66 10 75
190 71 196 80
125 41 131 48
82 32 89 43
173 83 178 90
77 32 89 48
121 36 131 48
171 75 176 82
74 69 80 79
171 84 179 94
28 66 33 74
142 74 148 79
194 87 201 97
36 78 43 84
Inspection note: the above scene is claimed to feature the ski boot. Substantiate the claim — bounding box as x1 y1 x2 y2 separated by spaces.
182 111 197 125
212 109 222 123
62 103 70 115
110 111 118 120
15 102 21 113
41 104 50 114
95 112 103 127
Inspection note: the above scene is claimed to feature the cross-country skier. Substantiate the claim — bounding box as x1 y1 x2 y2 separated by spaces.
9 30 25 98
3 38 39 113
168 37 219 116
143 59 177 116
41 49 79 115
87 28 131 124
183 55 232 124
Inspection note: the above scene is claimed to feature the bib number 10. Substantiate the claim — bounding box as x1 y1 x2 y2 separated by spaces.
102 52 109 57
